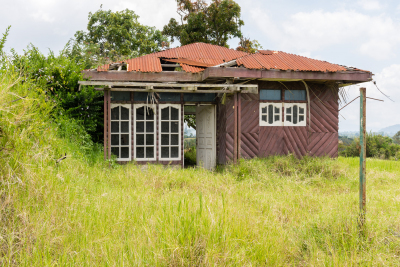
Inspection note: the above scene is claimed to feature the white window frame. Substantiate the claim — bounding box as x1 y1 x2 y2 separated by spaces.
259 103 283 126
284 103 307 126
159 104 181 161
110 104 131 161
133 104 157 161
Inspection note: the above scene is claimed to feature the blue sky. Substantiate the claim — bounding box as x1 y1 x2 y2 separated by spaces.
1 0 399 131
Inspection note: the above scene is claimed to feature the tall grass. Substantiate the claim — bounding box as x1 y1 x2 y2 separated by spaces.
2 72 400 265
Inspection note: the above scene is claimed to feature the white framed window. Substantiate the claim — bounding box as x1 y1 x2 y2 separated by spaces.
159 104 181 161
110 104 131 161
284 103 306 126
134 104 156 161
259 103 283 126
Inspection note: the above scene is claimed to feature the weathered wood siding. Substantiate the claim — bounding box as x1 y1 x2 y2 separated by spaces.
307 83 339 157
218 81 339 161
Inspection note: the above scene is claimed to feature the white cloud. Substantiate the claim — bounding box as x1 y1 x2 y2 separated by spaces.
253 10 400 61
358 0 382 10
30 11 55 23
112 0 178 29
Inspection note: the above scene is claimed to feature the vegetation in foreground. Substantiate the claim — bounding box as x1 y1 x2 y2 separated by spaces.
339 133 400 160
2 70 400 266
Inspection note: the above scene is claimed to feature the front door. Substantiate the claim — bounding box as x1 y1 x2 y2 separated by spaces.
196 105 216 170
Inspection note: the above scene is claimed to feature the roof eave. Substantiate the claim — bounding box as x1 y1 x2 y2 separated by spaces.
202 67 373 83
82 68 373 83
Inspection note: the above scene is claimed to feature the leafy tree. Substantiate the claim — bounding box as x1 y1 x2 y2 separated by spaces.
236 37 263 54
339 133 400 159
393 131 400 145
10 44 104 142
184 114 196 130
74 8 168 63
163 0 244 47
0 26 10 55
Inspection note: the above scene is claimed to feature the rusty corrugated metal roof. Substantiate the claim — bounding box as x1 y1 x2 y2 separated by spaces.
95 43 247 73
180 63 205 73
94 43 366 74
97 64 110 72
237 51 348 72
164 58 214 67
126 55 162 72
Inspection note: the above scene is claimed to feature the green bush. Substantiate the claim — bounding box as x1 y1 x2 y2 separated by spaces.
184 146 197 166
339 133 400 159
9 44 104 142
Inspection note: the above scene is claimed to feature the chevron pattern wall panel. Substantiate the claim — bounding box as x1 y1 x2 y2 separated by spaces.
241 133 259 158
226 132 235 162
307 84 339 156
283 127 308 157
258 127 285 157
308 132 338 157
217 102 227 164
218 81 340 161
240 94 259 133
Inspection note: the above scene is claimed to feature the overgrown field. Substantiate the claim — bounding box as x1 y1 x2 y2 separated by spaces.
2 72 400 266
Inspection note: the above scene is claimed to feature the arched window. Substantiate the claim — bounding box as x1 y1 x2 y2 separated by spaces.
134 104 156 161
110 104 131 161
159 104 181 160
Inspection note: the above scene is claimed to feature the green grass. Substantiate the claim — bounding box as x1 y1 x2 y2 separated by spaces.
2 71 400 266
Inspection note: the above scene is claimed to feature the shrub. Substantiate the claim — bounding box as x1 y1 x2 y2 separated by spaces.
340 133 400 159
184 146 197 166
9 44 104 142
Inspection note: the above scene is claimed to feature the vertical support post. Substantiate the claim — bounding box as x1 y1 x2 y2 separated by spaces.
359 87 366 226
107 90 112 159
181 102 184 169
104 91 108 160
233 92 238 164
237 91 241 160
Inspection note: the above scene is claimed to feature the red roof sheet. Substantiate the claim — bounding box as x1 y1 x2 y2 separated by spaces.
95 42 365 74
164 58 214 67
180 64 205 73
237 51 348 72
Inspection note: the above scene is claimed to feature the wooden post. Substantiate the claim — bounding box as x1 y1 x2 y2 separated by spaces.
359 87 366 226
104 91 107 160
238 91 241 161
107 90 112 159
233 92 238 164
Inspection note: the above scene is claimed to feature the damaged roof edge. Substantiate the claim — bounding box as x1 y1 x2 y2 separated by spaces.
82 68 373 83
203 68 373 82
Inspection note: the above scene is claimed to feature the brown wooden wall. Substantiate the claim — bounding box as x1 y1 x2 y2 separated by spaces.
216 81 339 164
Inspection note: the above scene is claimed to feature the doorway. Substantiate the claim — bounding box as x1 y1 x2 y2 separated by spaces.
184 105 217 170
195 105 216 170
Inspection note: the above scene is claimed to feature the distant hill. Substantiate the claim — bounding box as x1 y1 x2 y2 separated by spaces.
378 124 400 135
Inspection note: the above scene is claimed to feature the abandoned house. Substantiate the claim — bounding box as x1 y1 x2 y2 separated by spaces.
79 42 372 170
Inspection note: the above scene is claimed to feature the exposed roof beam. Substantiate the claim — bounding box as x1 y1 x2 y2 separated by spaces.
82 67 373 83
95 87 256 94
82 70 202 82
213 60 237 68
203 67 373 82
78 81 257 88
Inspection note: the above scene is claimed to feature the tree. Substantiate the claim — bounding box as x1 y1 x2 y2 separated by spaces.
74 8 168 64
393 131 400 145
236 37 263 54
0 26 10 55
163 0 244 47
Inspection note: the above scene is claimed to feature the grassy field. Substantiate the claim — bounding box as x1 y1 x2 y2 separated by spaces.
2 71 400 266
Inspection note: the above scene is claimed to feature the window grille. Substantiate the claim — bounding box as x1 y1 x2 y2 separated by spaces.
284 103 307 126
134 105 156 161
259 103 283 126
159 104 181 160
110 104 131 161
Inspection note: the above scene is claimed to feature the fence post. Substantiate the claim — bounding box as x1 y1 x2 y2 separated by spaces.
359 87 366 226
